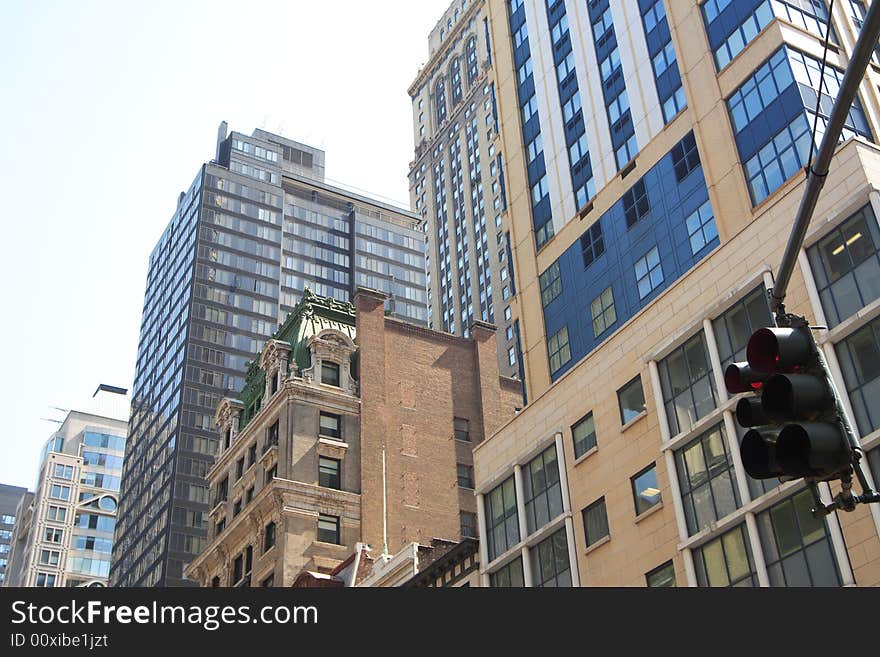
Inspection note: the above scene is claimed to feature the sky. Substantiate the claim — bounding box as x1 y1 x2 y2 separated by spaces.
0 0 454 490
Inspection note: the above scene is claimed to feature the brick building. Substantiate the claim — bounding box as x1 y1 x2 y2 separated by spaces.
186 289 520 586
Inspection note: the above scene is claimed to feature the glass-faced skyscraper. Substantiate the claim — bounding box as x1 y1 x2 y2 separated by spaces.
111 124 427 587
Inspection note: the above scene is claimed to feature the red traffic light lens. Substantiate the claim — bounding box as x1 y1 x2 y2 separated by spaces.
747 327 812 373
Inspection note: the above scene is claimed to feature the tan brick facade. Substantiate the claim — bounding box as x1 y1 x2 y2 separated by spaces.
476 0 880 587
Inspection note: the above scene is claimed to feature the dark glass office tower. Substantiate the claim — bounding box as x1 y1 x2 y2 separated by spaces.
111 124 427 586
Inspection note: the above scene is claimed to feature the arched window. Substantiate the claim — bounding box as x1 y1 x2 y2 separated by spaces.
436 78 447 125
466 37 478 84
451 59 463 106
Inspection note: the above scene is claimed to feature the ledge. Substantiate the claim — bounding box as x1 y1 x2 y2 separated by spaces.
584 534 611 556
621 410 647 433
572 445 598 468
634 502 664 524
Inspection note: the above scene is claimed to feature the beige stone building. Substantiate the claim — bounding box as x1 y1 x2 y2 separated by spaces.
471 0 880 586
186 289 520 586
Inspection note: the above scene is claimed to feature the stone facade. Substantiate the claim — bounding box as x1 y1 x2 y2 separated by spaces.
187 288 521 586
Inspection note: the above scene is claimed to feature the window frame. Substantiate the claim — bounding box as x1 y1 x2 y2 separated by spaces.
317 514 341 545
572 412 597 459
617 375 646 425
319 412 342 440
582 497 610 548
630 463 662 516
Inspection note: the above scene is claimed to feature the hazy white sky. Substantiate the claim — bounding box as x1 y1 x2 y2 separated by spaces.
0 0 453 490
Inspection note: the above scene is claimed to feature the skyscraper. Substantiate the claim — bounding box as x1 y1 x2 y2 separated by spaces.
111 125 428 587
409 0 522 379
4 385 128 588
0 484 28 586
471 0 880 586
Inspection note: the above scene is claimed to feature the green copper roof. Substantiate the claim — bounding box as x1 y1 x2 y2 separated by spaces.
238 289 357 428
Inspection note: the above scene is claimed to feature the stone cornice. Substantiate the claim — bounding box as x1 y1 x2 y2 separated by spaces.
408 0 483 96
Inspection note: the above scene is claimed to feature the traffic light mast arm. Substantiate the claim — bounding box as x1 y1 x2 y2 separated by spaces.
769 0 880 320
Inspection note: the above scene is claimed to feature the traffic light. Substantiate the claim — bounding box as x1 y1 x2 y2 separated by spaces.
725 324 853 482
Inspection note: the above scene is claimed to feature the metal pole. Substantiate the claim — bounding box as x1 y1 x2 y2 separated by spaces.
770 0 880 317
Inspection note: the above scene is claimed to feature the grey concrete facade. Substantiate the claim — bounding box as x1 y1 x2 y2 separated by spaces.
0 484 29 586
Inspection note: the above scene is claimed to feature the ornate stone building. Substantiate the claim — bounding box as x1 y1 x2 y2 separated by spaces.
186 288 520 586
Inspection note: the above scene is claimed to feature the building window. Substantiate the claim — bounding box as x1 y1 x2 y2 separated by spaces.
236 457 245 480
35 573 56 588
712 287 772 370
489 557 524 587
868 447 880 483
215 476 228 507
508 347 517 367
485 476 519 561
658 332 717 435
321 362 340 387
461 511 477 539
50 485 70 501
539 261 562 307
248 443 257 467
454 417 471 442
54 464 74 480
265 465 277 483
233 555 243 585
572 412 597 459
211 576 221 588
631 464 662 515
686 199 718 254
547 325 571 374
671 131 700 181
436 78 447 125
807 204 880 328
676 424 740 535
523 446 563 534
693 524 757 587
319 412 341 440
457 464 474 489
39 550 60 566
756 488 841 586
580 222 605 269
319 457 341 489
623 178 650 228
590 286 616 337
836 315 880 437
47 506 67 522
317 514 340 545
264 521 276 552
635 246 663 299
646 561 676 587
265 420 279 451
44 527 63 543
245 486 254 504
530 528 572 587
215 518 226 536
261 574 275 587
582 497 609 548
0 515 14 525
617 376 646 425
233 499 242 517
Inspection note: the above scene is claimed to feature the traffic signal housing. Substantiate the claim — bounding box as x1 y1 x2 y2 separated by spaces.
725 324 852 482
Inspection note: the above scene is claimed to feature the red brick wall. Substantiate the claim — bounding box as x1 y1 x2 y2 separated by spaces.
355 289 520 554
